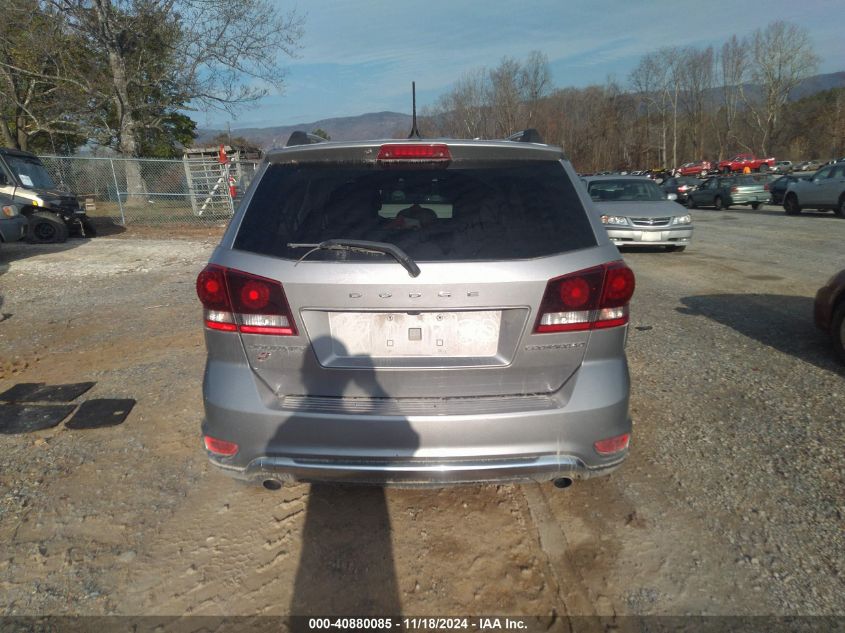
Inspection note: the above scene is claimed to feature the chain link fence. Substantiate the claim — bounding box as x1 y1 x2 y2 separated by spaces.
38 155 261 227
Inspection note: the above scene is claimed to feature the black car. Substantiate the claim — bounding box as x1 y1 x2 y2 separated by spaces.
768 175 799 205
661 176 700 203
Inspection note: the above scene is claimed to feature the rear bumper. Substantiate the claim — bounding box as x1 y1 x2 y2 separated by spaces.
213 452 627 486
201 348 632 486
729 193 767 205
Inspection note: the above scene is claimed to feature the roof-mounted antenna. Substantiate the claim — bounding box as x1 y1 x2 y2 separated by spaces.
408 81 421 139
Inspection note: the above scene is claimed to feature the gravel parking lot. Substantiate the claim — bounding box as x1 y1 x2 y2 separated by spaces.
0 205 843 621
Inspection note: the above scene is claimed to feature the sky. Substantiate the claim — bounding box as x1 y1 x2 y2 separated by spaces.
199 0 845 130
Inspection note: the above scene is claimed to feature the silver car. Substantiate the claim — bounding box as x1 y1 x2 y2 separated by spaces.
198 137 635 487
584 176 693 252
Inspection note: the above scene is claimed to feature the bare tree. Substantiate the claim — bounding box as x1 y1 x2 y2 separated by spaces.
630 51 673 167
713 35 747 159
488 57 522 137
677 46 714 160
428 68 490 139
741 20 820 155
519 50 551 125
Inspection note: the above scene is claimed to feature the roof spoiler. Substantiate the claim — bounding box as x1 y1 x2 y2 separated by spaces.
506 129 543 143
286 131 328 147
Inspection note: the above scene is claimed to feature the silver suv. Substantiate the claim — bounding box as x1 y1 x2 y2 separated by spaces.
784 162 845 216
197 136 635 487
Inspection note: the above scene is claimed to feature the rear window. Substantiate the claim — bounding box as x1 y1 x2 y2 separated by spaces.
234 161 596 261
736 175 767 185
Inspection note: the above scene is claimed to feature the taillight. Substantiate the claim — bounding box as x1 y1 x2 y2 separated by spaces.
730 186 738 193
594 433 630 455
533 261 635 333
377 143 451 163
204 436 239 456
764 183 770 191
678 185 688 192
196 264 297 336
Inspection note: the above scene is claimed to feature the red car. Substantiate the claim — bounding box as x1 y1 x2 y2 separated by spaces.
718 153 776 174
814 268 845 364
675 161 713 177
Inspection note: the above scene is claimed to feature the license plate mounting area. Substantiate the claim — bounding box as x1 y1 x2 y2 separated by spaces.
328 311 502 357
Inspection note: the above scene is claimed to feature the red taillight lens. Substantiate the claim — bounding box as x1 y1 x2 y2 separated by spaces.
377 143 451 161
204 436 239 456
678 185 688 192
197 265 228 310
764 183 770 191
730 186 738 193
594 433 630 455
602 262 636 306
559 277 593 309
196 265 297 336
534 262 635 333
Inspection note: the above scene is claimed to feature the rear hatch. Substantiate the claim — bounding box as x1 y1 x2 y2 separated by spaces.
203 141 629 404
731 175 768 200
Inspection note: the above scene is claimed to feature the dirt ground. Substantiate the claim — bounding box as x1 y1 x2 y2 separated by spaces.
0 206 843 626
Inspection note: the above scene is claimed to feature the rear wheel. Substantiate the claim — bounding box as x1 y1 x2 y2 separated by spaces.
714 196 725 210
28 212 68 243
666 245 686 252
835 195 845 217
784 194 801 215
80 216 98 237
832 302 845 364
686 196 697 209
750 202 761 210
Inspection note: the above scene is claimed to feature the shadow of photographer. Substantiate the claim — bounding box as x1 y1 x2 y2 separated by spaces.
266 336 419 620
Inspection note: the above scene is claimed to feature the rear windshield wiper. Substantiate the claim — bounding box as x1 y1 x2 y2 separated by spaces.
287 239 421 278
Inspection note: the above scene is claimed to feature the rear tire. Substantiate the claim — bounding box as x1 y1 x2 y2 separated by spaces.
667 245 687 252
28 212 68 244
784 194 801 215
751 202 761 210
80 216 98 237
835 195 845 217
832 302 845 364
686 196 697 209
714 196 725 210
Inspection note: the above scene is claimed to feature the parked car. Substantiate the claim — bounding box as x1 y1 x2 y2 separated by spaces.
0 148 96 242
0 196 28 245
771 160 794 174
583 175 693 252
783 162 845 216
717 153 776 174
197 134 635 487
661 176 700 203
768 175 799 205
645 168 672 184
814 268 845 364
675 161 713 177
686 174 768 210
796 159 823 172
